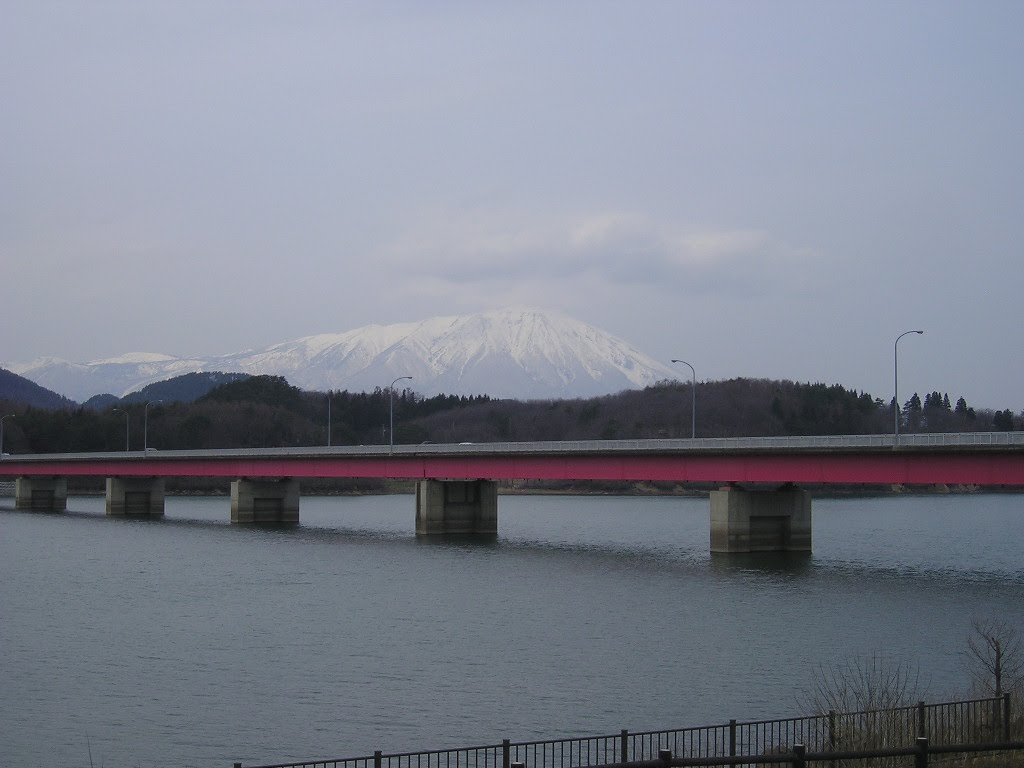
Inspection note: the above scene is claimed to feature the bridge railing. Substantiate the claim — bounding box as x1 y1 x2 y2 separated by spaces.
470 432 1024 455
234 695 1016 768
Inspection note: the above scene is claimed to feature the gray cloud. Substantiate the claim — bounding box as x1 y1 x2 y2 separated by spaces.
383 211 815 297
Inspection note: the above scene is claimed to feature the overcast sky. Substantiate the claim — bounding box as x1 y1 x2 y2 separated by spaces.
3 1 1022 410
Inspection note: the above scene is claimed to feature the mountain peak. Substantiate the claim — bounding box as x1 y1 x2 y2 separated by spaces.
5 308 679 401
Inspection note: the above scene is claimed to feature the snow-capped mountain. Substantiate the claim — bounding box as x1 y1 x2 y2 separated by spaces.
8 308 680 401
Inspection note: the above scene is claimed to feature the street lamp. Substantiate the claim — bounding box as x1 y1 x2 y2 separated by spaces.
671 359 696 439
144 400 162 451
0 414 14 456
894 330 923 446
112 408 130 451
389 376 412 454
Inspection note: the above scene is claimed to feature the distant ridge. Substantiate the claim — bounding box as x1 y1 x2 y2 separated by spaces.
6 308 680 401
0 368 73 409
119 371 252 405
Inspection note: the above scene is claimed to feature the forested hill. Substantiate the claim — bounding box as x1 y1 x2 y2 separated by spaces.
410 378 1013 443
0 374 1016 455
0 368 72 410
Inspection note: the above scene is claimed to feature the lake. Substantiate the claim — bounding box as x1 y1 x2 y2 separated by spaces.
1 492 1022 768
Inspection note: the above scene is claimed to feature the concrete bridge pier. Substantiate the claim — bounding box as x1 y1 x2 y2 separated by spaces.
106 477 165 516
416 479 497 535
231 478 299 523
710 485 811 553
15 476 67 511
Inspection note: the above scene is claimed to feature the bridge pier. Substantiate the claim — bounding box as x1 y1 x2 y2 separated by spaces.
416 479 497 535
106 477 165 516
15 476 67 511
710 485 811 553
231 479 299 523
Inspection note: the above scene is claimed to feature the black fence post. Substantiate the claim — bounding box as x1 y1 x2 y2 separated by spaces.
233 763 242 768
915 736 928 768
792 743 806 768
621 729 629 763
511 762 524 768
503 739 511 768
729 720 737 757
828 710 836 768
375 750 383 768
917 701 926 739
1004 693 1012 741
659 749 672 766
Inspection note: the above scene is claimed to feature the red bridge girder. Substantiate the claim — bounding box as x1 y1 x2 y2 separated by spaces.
1 451 1022 486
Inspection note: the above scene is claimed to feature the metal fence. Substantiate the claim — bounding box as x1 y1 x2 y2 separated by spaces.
234 695 1017 768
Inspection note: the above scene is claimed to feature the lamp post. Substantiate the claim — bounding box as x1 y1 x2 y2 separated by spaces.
0 414 14 456
389 376 412 453
144 400 162 451
894 330 923 446
112 408 130 451
671 359 696 438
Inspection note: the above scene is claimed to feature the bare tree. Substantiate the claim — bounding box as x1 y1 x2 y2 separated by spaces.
965 616 1024 699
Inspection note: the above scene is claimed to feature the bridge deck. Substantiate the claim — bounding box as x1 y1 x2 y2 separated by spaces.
1 433 1022 486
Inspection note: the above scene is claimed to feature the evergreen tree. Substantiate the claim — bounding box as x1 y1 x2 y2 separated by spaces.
993 409 1015 431
902 393 922 432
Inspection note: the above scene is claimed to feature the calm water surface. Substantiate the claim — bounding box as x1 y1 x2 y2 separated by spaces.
1 492 1022 768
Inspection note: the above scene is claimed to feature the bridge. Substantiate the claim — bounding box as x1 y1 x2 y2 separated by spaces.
2 432 1022 552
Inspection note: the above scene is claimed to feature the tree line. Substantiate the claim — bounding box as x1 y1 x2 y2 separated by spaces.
0 376 491 453
0 375 1018 455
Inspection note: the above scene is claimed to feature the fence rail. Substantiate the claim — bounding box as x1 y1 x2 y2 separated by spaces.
574 738 1024 768
234 695 1018 768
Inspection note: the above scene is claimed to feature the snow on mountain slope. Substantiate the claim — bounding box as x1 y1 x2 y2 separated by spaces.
6 308 679 401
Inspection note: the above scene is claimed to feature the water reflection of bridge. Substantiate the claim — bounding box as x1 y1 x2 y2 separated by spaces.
2 433 1022 553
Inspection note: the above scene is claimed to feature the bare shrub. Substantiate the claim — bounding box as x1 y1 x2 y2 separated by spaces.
798 653 927 765
801 653 925 716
